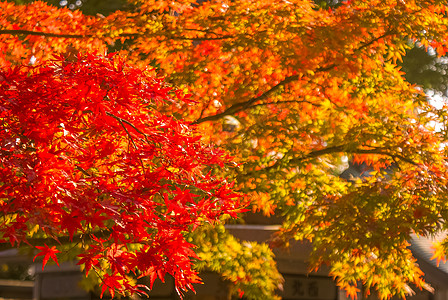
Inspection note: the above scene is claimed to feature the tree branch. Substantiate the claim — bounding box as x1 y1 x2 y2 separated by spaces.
105 111 149 142
0 29 232 41
246 99 321 110
192 74 298 124
0 230 112 252
192 31 396 125
355 30 394 52
240 144 418 178
169 35 234 41
105 111 147 170
3 29 227 40
192 65 335 125
289 146 418 166
0 29 107 39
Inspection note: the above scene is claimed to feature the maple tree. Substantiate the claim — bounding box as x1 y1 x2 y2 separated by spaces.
3 0 448 299
0 53 243 297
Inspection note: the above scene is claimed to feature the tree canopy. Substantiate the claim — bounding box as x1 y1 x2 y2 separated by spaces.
2 0 448 299
0 52 243 297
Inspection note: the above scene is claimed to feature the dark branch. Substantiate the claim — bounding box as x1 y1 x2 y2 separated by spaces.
170 35 234 41
192 31 397 125
0 230 112 252
0 25 392 44
105 111 147 170
0 29 93 38
192 65 336 125
246 99 321 110
289 146 417 166
355 30 395 52
0 29 134 39
240 145 418 178
105 111 147 139
192 75 298 124
0 29 232 41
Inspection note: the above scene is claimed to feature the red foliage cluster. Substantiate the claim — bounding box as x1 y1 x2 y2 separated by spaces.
0 53 242 296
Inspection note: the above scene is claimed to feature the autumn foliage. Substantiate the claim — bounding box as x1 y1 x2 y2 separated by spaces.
0 53 242 297
3 0 448 299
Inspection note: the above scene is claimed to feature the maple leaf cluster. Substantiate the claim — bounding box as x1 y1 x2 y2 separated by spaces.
0 53 242 297
3 0 448 299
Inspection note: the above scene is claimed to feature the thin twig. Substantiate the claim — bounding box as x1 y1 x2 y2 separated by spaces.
105 111 146 170
105 111 150 143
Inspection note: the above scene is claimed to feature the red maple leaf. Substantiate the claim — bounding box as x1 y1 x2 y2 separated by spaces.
101 274 124 298
33 244 60 270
